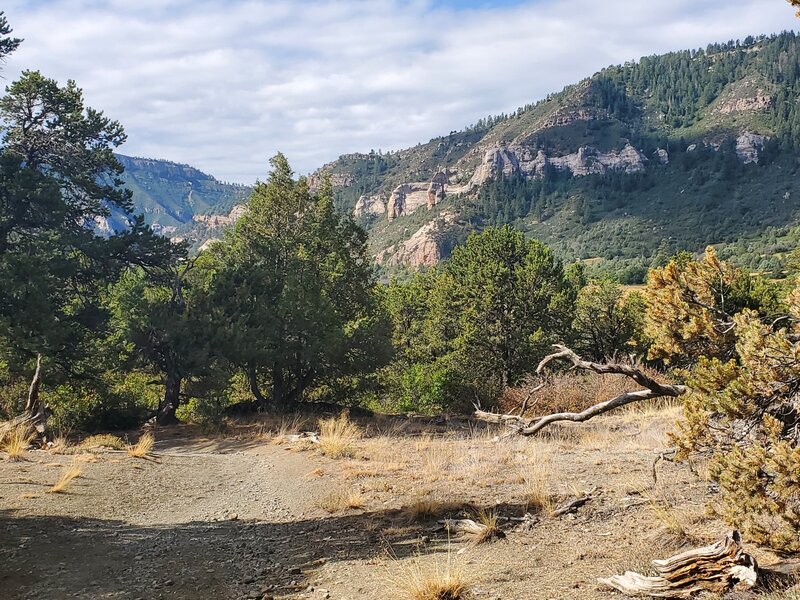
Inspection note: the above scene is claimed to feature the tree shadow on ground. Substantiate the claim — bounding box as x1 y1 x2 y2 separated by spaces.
0 498 531 600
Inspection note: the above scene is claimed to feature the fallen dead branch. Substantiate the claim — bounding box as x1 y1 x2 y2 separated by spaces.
599 531 800 598
551 495 591 518
438 517 505 545
474 345 686 436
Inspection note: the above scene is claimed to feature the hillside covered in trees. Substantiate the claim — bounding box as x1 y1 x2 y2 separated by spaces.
310 32 800 282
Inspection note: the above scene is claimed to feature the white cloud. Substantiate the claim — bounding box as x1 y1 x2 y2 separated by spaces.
2 0 797 183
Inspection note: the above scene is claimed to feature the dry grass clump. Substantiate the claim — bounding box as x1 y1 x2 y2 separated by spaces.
316 488 365 513
1 424 35 461
499 368 666 416
470 508 503 545
520 454 554 514
48 436 71 454
126 432 154 458
318 412 361 458
48 464 82 493
78 434 126 451
643 488 700 548
390 555 471 600
267 414 308 444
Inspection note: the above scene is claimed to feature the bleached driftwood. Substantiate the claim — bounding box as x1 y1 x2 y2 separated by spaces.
437 518 505 544
474 345 686 436
284 432 320 444
551 495 592 517
599 531 758 598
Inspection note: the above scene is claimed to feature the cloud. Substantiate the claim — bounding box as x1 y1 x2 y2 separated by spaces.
2 0 797 183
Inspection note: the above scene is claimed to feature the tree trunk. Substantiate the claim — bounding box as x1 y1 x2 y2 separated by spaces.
24 354 48 433
272 365 286 409
247 366 268 409
157 370 182 425
1 354 50 438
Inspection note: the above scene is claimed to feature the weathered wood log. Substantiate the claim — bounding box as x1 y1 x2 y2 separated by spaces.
438 517 505 544
599 531 758 598
284 432 320 444
0 355 49 440
551 495 591 517
473 345 687 436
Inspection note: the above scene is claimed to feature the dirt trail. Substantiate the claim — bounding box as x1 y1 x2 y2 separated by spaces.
0 439 336 599
1 414 769 600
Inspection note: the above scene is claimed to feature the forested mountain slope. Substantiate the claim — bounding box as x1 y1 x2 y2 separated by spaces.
311 32 800 281
108 155 251 249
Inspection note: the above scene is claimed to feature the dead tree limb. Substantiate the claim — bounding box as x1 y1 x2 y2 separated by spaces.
0 354 50 438
599 531 800 598
473 345 686 436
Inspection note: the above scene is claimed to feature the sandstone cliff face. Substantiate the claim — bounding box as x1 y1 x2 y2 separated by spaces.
353 195 385 217
377 212 455 267
192 204 247 228
307 169 354 193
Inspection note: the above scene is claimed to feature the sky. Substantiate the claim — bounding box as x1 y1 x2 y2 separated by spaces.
2 0 798 184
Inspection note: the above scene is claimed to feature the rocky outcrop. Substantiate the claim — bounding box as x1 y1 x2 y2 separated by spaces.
427 171 449 209
353 195 385 218
470 147 521 187
308 169 354 193
654 148 669 165
192 204 247 228
474 143 646 181
736 132 766 164
387 171 468 220
541 108 597 128
387 184 426 220
377 212 455 268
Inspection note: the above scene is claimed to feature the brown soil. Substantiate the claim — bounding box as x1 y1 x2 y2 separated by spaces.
0 409 784 599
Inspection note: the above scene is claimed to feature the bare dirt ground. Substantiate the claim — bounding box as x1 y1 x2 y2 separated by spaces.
0 405 788 600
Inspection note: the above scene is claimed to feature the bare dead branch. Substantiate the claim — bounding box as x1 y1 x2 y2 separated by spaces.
474 345 686 436
598 531 800 597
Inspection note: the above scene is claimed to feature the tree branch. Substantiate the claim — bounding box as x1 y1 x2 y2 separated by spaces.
474 345 686 436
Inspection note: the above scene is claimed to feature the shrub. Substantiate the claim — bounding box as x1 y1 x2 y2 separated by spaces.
674 294 800 552
46 371 158 432
318 412 361 458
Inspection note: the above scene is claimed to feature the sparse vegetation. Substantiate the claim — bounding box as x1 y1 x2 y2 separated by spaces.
47 464 82 493
318 412 361 458
127 432 155 458
78 434 126 451
391 555 471 600
315 488 365 513
1 424 35 461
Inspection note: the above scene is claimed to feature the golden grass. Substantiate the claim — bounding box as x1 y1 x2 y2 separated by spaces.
126 432 154 458
470 508 502 545
1 424 35 461
390 554 471 600
315 488 366 513
78 434 126 451
48 436 71 454
48 464 82 493
268 414 309 444
318 412 361 458
520 453 554 514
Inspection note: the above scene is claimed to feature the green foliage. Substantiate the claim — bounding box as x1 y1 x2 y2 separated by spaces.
107 265 213 423
46 371 159 432
675 291 800 552
572 279 647 361
380 227 579 411
202 154 391 409
644 247 780 366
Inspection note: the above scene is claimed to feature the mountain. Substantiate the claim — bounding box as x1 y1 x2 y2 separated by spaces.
310 32 800 282
112 155 251 249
